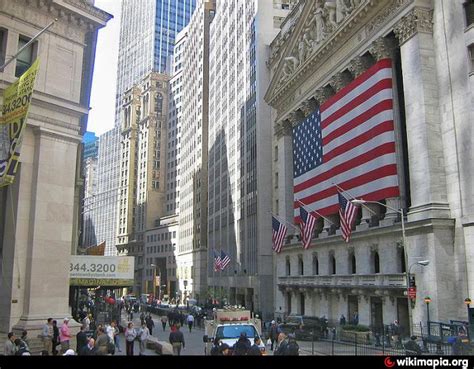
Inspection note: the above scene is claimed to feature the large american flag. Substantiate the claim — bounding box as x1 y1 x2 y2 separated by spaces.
220 250 231 271
213 249 222 272
272 216 288 253
299 204 318 249
293 59 399 222
338 192 358 242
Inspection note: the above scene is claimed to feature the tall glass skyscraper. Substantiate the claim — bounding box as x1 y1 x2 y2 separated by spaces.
115 0 196 127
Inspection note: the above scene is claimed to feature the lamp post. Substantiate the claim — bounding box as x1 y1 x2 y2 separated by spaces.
465 298 472 340
351 199 430 336
424 296 431 336
150 263 157 298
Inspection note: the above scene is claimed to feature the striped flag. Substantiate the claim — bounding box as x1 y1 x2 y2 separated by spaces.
338 192 358 242
213 249 222 272
220 250 230 270
293 58 399 223
299 204 318 249
272 216 288 253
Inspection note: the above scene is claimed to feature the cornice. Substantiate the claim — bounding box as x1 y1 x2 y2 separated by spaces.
393 6 433 45
266 0 413 109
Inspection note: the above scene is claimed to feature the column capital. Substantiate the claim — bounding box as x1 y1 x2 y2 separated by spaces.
314 87 333 106
275 119 293 138
288 110 305 125
369 38 393 62
394 7 433 46
329 73 352 93
300 98 318 117
348 55 372 78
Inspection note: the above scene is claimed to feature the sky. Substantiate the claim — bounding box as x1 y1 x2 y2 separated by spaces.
87 0 122 136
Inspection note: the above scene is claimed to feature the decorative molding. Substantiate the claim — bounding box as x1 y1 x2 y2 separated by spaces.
275 120 293 139
329 72 352 92
394 7 434 46
369 38 393 61
314 87 333 106
300 98 318 117
348 56 370 78
288 110 305 125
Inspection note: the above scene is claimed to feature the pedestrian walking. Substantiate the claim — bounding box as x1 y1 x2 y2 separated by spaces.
169 324 185 356
146 314 155 336
269 320 281 351
125 322 137 356
4 332 16 356
41 318 54 354
76 326 88 353
52 320 60 355
59 317 72 354
186 313 194 333
161 315 168 331
138 323 150 355
247 337 263 356
233 332 251 355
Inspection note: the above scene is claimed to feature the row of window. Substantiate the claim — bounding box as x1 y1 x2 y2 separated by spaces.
285 250 406 276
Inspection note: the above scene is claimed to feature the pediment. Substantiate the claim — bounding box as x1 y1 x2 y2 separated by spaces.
265 0 365 108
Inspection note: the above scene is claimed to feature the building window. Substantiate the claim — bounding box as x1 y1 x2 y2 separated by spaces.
465 0 474 27
300 293 305 315
330 254 336 275
15 36 36 77
275 172 278 188
469 44 474 74
313 255 319 275
287 293 292 314
298 256 304 276
350 253 356 274
285 257 291 276
399 247 406 273
373 251 380 274
274 145 278 161
0 28 7 68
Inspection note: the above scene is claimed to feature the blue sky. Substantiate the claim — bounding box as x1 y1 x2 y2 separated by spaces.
87 0 122 136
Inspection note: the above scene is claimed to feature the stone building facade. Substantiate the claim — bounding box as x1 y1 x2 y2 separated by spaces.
0 0 111 348
266 0 474 334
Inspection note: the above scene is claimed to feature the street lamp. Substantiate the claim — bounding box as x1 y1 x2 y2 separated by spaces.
150 264 156 297
424 296 432 336
351 199 429 336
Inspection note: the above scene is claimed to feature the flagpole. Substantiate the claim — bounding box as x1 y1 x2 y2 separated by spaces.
0 19 57 71
270 212 299 232
332 183 377 216
296 199 336 225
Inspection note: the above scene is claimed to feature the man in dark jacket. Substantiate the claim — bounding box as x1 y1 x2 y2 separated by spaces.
169 324 185 356
79 338 98 356
286 334 299 355
269 321 281 351
76 326 88 353
274 332 289 355
247 337 263 356
233 332 251 355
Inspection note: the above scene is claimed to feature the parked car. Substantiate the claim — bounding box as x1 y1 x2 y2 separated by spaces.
279 315 323 341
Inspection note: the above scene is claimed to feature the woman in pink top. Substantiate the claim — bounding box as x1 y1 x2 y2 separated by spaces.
59 318 72 353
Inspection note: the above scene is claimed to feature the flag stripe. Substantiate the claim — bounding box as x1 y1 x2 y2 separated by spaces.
272 216 288 254
293 58 399 224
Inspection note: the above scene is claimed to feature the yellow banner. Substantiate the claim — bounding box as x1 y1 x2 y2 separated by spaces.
0 59 40 187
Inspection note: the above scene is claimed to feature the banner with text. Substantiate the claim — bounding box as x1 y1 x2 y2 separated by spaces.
69 255 135 287
0 59 40 187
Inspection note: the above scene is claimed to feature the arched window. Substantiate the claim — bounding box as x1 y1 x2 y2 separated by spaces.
286 258 291 276
351 253 357 274
156 93 163 114
313 255 319 275
330 254 336 275
298 256 304 276
374 251 380 274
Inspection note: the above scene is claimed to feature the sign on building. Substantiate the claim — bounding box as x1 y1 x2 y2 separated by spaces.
69 255 135 287
0 59 40 187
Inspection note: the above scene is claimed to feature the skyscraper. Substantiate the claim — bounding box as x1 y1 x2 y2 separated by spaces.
115 0 196 127
207 0 293 318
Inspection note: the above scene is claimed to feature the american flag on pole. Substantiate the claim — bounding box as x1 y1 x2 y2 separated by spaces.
338 192 358 242
213 249 222 272
293 59 399 222
272 216 288 253
299 204 318 249
220 250 230 271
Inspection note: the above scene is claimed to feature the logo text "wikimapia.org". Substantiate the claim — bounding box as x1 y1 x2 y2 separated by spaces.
384 357 469 369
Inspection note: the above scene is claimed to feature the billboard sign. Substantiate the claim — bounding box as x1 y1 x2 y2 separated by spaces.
69 255 134 287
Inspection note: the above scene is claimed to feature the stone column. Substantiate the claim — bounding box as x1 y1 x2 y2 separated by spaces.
275 120 295 232
394 7 450 222
358 294 371 327
382 295 397 327
5 127 81 347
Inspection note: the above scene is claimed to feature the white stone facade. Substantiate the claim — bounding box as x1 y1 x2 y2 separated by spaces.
0 0 111 347
266 0 474 335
